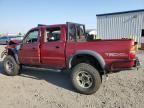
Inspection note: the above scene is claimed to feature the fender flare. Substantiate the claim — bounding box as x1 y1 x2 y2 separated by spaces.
7 48 20 64
68 50 106 71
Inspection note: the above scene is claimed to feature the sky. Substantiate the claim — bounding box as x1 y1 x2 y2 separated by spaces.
0 0 144 34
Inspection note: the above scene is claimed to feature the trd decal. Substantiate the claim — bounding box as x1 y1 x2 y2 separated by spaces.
105 53 128 57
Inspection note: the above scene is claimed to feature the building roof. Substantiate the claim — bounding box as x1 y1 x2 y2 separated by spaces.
96 9 144 16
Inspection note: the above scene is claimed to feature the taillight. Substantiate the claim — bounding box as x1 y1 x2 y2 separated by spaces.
129 46 136 59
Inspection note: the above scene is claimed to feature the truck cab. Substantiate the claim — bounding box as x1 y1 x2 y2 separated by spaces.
18 24 66 68
18 22 86 68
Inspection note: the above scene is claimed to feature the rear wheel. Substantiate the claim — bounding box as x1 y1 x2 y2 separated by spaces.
71 63 101 95
3 55 20 76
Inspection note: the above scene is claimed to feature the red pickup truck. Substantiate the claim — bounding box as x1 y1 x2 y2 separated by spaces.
2 22 140 94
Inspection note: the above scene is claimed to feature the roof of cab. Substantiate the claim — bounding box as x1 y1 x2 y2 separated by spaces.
30 24 66 30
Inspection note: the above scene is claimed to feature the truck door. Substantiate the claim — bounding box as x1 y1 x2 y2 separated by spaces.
18 29 40 65
40 26 66 68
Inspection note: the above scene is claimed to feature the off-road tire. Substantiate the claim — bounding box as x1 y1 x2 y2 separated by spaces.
3 55 20 76
71 63 101 95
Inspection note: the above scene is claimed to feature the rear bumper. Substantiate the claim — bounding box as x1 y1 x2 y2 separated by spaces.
108 58 140 72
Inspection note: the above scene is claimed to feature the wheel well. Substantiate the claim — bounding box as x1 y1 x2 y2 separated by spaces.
71 54 104 75
8 49 15 59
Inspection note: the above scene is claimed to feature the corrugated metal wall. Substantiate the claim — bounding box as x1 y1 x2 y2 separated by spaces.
97 11 144 45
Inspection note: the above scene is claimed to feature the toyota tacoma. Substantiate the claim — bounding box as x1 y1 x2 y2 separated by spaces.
2 22 140 94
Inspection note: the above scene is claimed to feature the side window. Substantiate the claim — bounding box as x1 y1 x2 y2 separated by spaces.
44 27 61 42
68 23 86 42
76 25 86 41
68 24 76 41
23 30 39 43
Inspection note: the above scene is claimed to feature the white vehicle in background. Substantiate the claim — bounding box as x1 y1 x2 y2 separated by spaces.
10 36 24 41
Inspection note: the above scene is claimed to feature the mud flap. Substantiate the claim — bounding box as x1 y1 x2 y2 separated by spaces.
134 58 141 70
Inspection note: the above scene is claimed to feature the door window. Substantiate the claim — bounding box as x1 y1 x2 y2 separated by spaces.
68 24 76 41
44 27 61 42
67 22 86 42
76 25 86 42
23 30 39 43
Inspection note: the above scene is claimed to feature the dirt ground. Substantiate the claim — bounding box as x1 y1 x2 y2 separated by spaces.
0 45 144 108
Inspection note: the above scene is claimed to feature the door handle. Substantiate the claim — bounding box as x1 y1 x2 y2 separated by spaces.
55 46 60 48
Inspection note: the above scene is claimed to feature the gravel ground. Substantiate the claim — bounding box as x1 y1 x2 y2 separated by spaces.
0 45 144 108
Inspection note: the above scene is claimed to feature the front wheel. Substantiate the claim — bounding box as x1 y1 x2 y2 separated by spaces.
3 55 20 76
71 63 101 95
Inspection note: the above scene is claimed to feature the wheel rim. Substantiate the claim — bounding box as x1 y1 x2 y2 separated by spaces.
76 71 93 88
5 59 14 73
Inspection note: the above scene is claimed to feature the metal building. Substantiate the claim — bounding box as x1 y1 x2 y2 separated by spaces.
96 9 144 47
